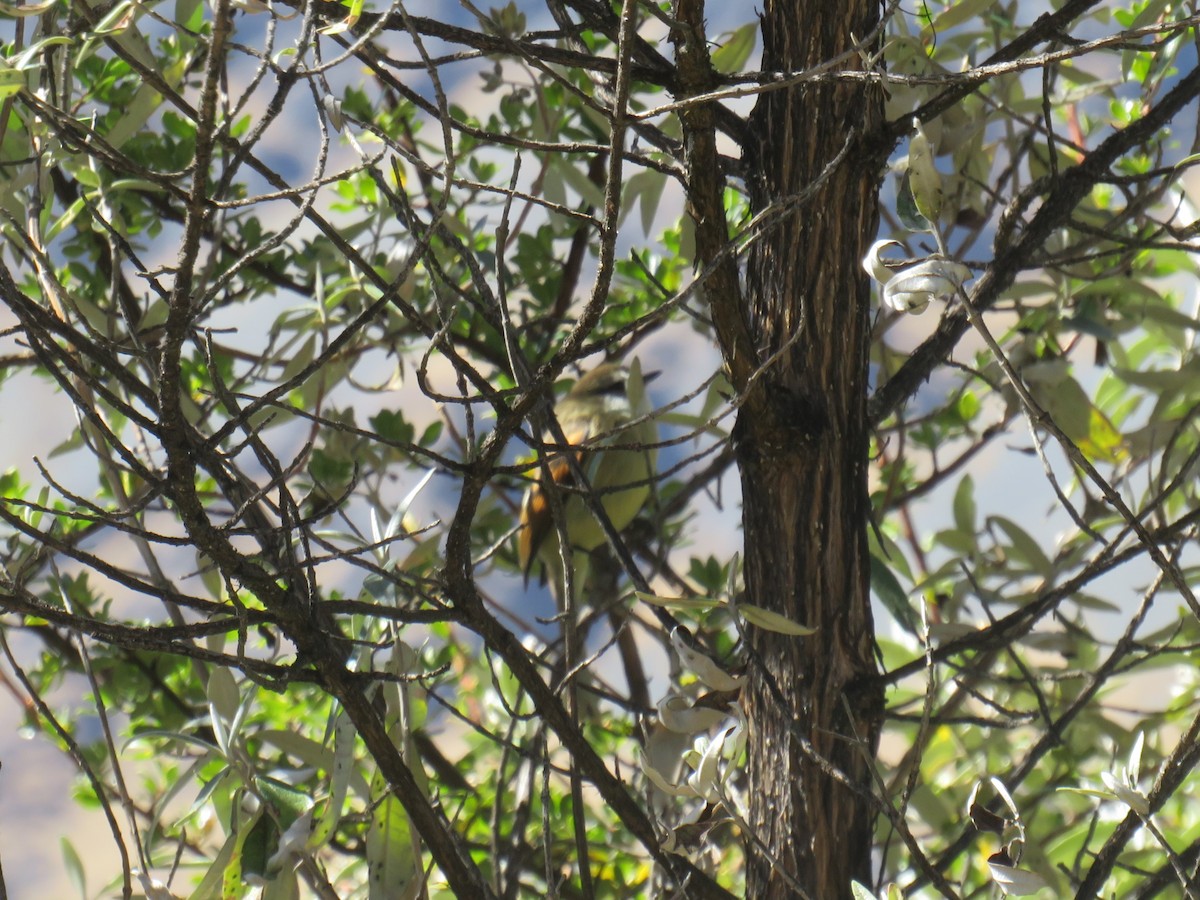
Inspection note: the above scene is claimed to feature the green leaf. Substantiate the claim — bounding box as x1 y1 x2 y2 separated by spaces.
870 555 919 633
220 802 257 895
279 334 316 382
934 0 999 31
206 666 240 727
239 809 276 883
1027 371 1126 463
907 119 943 222
186 828 239 900
1081 404 1126 464
44 198 88 244
896 170 932 232
551 155 605 208
639 169 668 235
989 515 1053 577
956 389 980 423
952 473 976 535
711 22 757 73
0 67 24 99
307 708 357 851
371 409 415 444
257 776 312 821
319 0 363 34
635 590 722 612
61 838 86 900
367 772 419 900
736 602 816 636
399 535 443 573
261 869 301 900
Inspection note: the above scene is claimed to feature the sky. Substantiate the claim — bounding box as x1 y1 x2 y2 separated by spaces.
0 0 1198 895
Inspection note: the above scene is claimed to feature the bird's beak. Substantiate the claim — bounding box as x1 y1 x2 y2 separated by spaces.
642 370 661 385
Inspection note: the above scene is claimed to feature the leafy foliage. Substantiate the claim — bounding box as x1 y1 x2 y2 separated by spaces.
0 0 1199 897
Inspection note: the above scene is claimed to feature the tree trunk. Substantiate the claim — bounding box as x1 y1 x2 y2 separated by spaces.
739 1 884 896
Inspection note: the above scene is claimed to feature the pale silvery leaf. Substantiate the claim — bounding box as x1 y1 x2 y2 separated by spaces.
851 883 901 900
687 722 737 802
1100 771 1150 815
307 707 357 852
989 776 1021 821
322 94 344 133
927 621 980 642
661 830 681 854
397 468 437 526
882 258 973 314
908 117 943 222
987 859 1050 896
225 0 277 12
639 750 697 798
370 506 384 548
671 628 744 691
658 695 731 734
862 239 903 285
135 871 180 900
660 802 707 855
965 779 983 814
726 702 747 758
206 665 240 732
1128 730 1145 783
267 806 315 872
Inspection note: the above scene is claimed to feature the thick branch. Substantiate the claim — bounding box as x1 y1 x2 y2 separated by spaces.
671 0 758 387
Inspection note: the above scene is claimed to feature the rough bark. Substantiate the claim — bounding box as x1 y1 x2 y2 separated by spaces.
737 2 884 896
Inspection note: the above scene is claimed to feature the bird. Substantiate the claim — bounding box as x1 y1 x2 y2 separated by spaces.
518 360 658 589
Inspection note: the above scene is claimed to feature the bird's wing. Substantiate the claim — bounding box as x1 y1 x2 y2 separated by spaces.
518 426 593 583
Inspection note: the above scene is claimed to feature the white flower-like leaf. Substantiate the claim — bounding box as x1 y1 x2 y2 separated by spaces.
987 858 1050 896
670 628 744 692
881 258 972 314
863 239 904 285
727 702 747 757
1128 730 1145 783
1067 732 1152 816
1100 771 1150 815
687 723 735 802
639 750 697 798
267 806 315 872
989 776 1022 822
134 871 180 900
851 882 902 900
322 95 344 133
658 695 731 735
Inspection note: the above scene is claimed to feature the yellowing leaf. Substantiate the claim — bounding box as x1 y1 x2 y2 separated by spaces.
1079 405 1126 463
0 67 24 99
319 0 363 35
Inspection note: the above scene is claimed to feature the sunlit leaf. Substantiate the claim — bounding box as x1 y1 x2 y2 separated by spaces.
711 22 758 73
736 602 816 636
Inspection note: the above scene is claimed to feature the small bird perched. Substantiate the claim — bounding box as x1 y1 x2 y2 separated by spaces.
518 360 658 588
